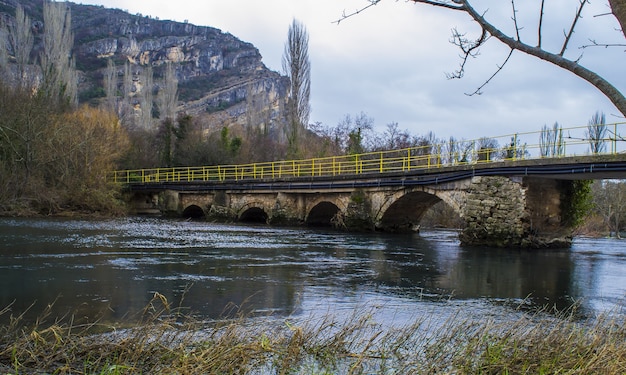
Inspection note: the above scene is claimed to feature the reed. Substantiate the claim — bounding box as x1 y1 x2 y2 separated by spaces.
0 296 624 374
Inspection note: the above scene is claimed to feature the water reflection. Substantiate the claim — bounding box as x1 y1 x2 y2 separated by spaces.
0 218 624 326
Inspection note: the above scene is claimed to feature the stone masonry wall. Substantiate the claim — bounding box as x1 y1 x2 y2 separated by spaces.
459 176 529 247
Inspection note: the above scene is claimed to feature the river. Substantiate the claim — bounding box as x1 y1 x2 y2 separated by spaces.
0 217 624 326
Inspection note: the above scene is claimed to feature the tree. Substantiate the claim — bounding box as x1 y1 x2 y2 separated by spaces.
282 19 311 156
158 62 178 123
592 180 626 238
138 65 154 130
540 122 564 157
6 4 34 87
40 0 77 108
342 0 626 117
587 111 607 154
609 0 626 39
0 21 7 78
44 106 129 212
120 61 134 126
476 137 499 161
103 59 117 113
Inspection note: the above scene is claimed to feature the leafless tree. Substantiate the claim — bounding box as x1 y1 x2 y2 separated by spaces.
282 19 311 156
476 137 499 161
7 5 34 87
158 62 178 123
119 61 134 126
0 21 8 78
138 65 154 130
40 0 77 107
339 0 626 117
540 122 564 157
103 59 117 113
380 122 414 150
592 180 626 238
586 111 607 154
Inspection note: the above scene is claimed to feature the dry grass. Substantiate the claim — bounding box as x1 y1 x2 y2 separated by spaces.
0 295 624 374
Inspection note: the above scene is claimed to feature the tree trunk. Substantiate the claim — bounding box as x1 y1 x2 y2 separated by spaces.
609 0 626 39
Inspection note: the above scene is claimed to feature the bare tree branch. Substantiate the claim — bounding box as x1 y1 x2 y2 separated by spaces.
454 0 626 116
446 28 488 79
560 0 588 56
511 0 521 41
333 0 463 24
338 0 626 116
335 0 382 24
465 48 514 96
580 39 626 49
538 0 545 48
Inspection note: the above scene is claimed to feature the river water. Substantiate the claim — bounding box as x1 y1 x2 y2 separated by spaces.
0 217 624 326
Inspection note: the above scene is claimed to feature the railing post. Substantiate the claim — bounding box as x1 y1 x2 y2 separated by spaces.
332 157 336 176
613 123 618 154
380 152 383 173
407 149 411 171
311 159 315 176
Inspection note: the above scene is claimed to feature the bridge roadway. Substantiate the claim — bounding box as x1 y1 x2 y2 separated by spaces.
125 155 626 193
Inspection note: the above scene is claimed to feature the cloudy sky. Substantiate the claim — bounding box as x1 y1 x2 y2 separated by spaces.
77 0 624 140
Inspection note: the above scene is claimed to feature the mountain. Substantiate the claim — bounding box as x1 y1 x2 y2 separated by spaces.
0 0 290 137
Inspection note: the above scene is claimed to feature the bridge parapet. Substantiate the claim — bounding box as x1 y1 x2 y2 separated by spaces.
111 123 626 185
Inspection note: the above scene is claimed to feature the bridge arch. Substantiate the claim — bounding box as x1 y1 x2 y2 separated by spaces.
376 187 463 232
182 204 206 219
237 202 270 224
305 197 347 227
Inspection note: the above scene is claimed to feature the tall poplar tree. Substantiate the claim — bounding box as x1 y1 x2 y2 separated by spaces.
40 0 77 108
7 5 34 88
282 18 311 157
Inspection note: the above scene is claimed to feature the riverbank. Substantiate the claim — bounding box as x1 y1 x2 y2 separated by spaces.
1 296 624 374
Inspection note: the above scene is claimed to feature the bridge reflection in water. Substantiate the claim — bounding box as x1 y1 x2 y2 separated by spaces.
113 124 626 248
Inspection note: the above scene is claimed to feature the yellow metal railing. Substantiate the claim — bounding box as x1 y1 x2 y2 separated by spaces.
110 123 626 184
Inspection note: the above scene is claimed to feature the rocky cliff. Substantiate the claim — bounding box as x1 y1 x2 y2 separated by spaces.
0 0 289 136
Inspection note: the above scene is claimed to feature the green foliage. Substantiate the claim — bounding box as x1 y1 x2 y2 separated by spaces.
206 99 240 113
78 86 106 102
75 55 109 72
0 4 15 15
561 180 593 228
219 127 242 157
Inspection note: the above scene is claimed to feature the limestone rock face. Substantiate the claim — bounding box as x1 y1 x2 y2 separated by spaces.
0 0 289 135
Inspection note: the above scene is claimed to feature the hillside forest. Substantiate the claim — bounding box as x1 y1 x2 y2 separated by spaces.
0 1 624 237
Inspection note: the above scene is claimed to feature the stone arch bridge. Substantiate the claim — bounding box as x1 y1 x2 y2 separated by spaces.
123 155 626 248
